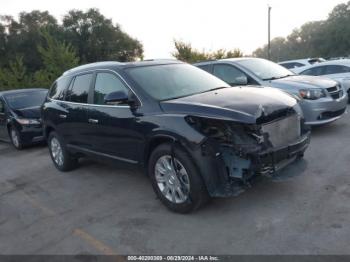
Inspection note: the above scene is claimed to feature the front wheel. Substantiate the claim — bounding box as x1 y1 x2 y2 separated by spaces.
48 131 78 172
9 126 23 150
148 143 209 213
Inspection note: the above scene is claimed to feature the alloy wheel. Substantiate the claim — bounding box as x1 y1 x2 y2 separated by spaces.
50 137 64 166
154 155 190 204
11 129 20 148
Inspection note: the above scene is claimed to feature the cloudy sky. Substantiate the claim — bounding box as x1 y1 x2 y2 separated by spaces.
2 0 347 58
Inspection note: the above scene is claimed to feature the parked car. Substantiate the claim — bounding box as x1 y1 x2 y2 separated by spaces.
279 58 326 73
42 60 310 213
0 88 47 149
295 59 350 99
195 58 348 125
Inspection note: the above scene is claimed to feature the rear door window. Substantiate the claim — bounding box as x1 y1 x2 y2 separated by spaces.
66 73 93 103
49 76 71 100
213 64 247 85
197 64 212 73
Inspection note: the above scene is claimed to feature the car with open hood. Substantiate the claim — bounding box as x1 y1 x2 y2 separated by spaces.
41 60 310 213
0 88 47 149
195 58 348 125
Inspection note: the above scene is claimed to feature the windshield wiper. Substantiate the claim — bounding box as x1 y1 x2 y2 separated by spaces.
263 74 294 81
160 86 229 101
198 86 228 94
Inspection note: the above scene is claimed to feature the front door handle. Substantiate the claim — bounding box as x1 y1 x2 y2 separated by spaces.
88 118 99 124
59 114 67 119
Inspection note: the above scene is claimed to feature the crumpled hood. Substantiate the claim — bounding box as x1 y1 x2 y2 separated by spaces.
160 86 297 124
269 75 338 89
13 106 41 119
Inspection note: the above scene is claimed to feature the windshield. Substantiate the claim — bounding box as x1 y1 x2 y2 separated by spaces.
237 58 294 80
126 63 229 100
5 90 47 110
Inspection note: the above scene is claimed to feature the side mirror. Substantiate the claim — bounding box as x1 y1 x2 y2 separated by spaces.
230 75 248 86
104 91 129 105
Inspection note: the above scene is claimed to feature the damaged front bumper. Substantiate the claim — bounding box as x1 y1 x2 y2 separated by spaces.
191 127 310 198
251 132 310 176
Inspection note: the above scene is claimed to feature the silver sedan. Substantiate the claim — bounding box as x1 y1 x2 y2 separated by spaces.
195 58 348 125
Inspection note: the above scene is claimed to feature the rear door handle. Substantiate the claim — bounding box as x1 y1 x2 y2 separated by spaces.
59 114 67 119
88 118 99 124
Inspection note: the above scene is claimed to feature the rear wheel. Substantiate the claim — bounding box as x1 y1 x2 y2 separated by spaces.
9 126 23 150
148 143 209 213
48 131 78 172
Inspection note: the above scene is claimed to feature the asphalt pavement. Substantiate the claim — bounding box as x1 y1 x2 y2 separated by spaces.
0 106 350 255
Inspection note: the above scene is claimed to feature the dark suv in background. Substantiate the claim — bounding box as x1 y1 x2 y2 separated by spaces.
42 60 310 213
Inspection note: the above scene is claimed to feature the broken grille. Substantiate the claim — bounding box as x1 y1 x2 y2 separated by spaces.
261 114 301 148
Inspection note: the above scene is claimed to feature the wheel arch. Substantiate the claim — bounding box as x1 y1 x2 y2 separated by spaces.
144 134 176 166
143 133 197 167
6 123 11 136
44 125 56 140
6 120 17 136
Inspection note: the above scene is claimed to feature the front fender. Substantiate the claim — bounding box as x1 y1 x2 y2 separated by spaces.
142 114 206 164
142 114 232 196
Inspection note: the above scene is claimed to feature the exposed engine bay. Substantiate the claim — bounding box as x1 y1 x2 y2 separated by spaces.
185 108 310 196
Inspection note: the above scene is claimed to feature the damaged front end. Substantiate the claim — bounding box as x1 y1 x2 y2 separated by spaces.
185 108 311 197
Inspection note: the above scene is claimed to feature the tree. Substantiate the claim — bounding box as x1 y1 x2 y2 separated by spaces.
34 31 79 87
0 31 79 90
62 8 143 62
253 1 350 61
0 11 60 72
172 40 243 63
323 2 350 57
253 37 289 61
0 24 6 66
0 9 144 90
225 49 244 58
0 8 144 73
172 41 210 63
0 56 32 90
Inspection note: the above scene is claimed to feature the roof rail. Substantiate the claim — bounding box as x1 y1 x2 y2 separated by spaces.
63 61 124 75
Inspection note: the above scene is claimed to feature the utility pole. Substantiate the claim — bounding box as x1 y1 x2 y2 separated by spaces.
268 5 272 60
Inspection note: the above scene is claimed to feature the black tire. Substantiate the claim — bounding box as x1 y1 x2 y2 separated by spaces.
48 131 78 172
148 143 209 213
9 126 24 150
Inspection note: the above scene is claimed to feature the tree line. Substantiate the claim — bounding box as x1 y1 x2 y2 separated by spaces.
172 40 243 63
0 9 143 90
253 1 350 62
0 9 244 91
1 1 349 90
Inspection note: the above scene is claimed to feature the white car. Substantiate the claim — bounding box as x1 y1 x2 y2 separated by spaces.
279 58 326 73
295 59 350 97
